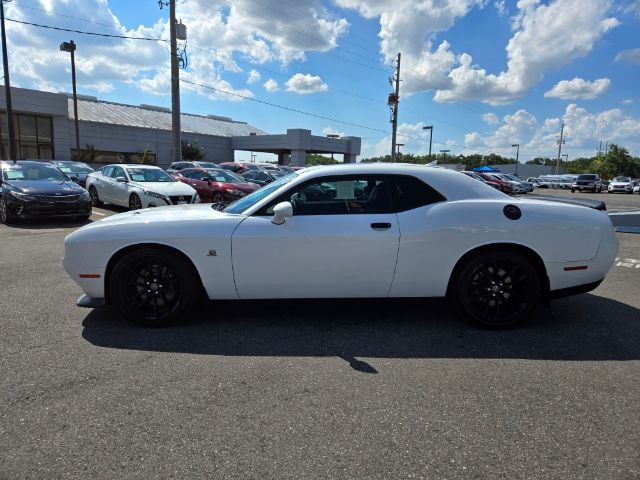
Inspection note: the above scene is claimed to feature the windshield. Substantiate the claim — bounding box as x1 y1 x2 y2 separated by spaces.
577 175 596 180
2 164 69 182
57 163 94 174
223 173 296 214
205 169 245 183
613 177 631 182
126 168 174 182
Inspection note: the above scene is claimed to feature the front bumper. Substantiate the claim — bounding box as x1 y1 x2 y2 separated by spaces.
4 195 92 218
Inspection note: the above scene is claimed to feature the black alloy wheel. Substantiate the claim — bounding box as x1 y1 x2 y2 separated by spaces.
89 186 103 206
110 248 198 326
129 193 142 210
0 197 11 224
454 251 540 327
212 192 225 203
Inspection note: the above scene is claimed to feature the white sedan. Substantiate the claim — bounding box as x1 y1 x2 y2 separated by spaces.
64 164 618 328
86 164 198 210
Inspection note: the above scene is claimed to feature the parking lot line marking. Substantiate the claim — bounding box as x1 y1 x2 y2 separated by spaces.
92 211 106 216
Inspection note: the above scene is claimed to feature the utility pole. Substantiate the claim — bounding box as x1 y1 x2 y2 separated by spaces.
555 122 565 174
169 0 181 163
389 52 401 162
598 139 602 157
60 41 80 159
423 125 433 162
1 0 17 162
512 143 520 175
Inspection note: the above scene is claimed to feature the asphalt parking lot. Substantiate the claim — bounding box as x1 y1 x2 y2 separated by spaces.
1 193 639 479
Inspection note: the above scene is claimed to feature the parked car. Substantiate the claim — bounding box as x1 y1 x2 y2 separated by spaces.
486 173 525 193
608 176 635 194
172 167 260 203
527 177 551 189
633 183 639 194
166 161 220 172
461 171 501 190
49 160 95 187
218 162 262 174
63 164 619 329
0 160 91 223
475 172 513 194
502 174 533 193
86 164 198 210
241 169 280 186
571 174 602 193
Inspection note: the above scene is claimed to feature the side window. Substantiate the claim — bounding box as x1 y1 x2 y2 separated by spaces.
263 176 393 216
101 166 114 177
391 176 446 212
111 167 125 179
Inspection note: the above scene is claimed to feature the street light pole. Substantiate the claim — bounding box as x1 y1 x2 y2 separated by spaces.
423 125 433 162
60 40 80 159
396 143 404 159
440 149 450 161
1 0 17 161
511 143 519 175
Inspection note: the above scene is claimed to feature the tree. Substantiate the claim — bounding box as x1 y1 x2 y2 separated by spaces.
181 140 205 161
591 144 640 179
305 153 339 166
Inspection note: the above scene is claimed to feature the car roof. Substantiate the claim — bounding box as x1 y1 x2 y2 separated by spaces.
1 160 57 168
105 164 161 169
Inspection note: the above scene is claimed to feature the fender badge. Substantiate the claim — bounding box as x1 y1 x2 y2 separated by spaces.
207 249 217 257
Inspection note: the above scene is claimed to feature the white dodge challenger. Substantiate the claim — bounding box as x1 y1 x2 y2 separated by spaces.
63 164 618 328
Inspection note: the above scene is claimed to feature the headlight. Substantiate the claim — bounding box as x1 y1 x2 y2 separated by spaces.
80 190 91 200
142 189 168 201
9 191 37 201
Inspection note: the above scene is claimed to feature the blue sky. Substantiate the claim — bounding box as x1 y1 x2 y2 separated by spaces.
4 0 640 163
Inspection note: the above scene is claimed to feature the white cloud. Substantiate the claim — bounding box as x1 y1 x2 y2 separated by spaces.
495 0 507 16
247 70 261 84
615 48 640 63
285 73 328 94
622 99 634 105
460 105 640 158
322 127 346 137
544 77 611 100
263 78 279 92
482 113 500 125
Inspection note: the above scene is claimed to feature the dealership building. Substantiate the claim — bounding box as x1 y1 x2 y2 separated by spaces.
0 86 361 167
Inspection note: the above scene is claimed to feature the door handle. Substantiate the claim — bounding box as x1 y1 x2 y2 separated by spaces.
370 222 392 230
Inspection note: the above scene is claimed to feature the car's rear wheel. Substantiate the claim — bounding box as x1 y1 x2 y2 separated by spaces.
453 251 540 328
89 186 103 206
110 248 198 326
0 197 13 224
129 193 142 210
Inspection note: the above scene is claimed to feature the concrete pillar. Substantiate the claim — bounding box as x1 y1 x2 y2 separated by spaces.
343 154 357 163
278 152 291 166
290 149 306 167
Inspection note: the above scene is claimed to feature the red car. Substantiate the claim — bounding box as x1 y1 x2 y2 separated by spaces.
461 171 502 191
218 162 263 174
475 172 513 193
172 168 260 203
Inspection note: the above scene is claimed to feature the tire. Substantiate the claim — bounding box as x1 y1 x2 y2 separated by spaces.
0 196 12 225
109 248 198 326
212 192 225 203
88 186 103 207
571 189 575 193
129 193 142 210
452 251 540 328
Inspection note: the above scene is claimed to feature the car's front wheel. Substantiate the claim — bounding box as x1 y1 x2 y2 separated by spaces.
88 186 103 207
109 248 198 326
452 251 540 328
129 193 142 210
0 197 12 224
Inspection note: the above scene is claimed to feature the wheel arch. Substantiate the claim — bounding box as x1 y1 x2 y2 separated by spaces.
446 242 550 306
104 243 207 304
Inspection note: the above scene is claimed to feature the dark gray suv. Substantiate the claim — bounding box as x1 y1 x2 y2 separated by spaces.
571 174 602 193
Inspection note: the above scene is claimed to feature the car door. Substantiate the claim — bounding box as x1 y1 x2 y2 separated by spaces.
108 166 130 207
93 166 115 202
231 175 400 299
182 170 212 201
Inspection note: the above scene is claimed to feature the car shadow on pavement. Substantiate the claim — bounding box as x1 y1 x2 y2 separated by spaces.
81 293 640 367
4 217 93 229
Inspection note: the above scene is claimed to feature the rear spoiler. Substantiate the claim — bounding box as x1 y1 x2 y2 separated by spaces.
531 195 606 211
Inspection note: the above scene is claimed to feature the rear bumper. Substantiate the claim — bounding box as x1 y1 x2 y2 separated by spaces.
549 279 603 299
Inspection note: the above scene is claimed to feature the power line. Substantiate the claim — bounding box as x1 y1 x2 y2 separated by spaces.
5 18 165 41
11 0 126 32
181 78 389 134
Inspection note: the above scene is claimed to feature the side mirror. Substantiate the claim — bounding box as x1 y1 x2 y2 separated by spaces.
206 179 212 186
116 176 128 183
271 201 293 225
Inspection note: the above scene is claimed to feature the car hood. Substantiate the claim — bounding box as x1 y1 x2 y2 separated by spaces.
8 180 86 195
129 181 196 195
610 181 632 186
